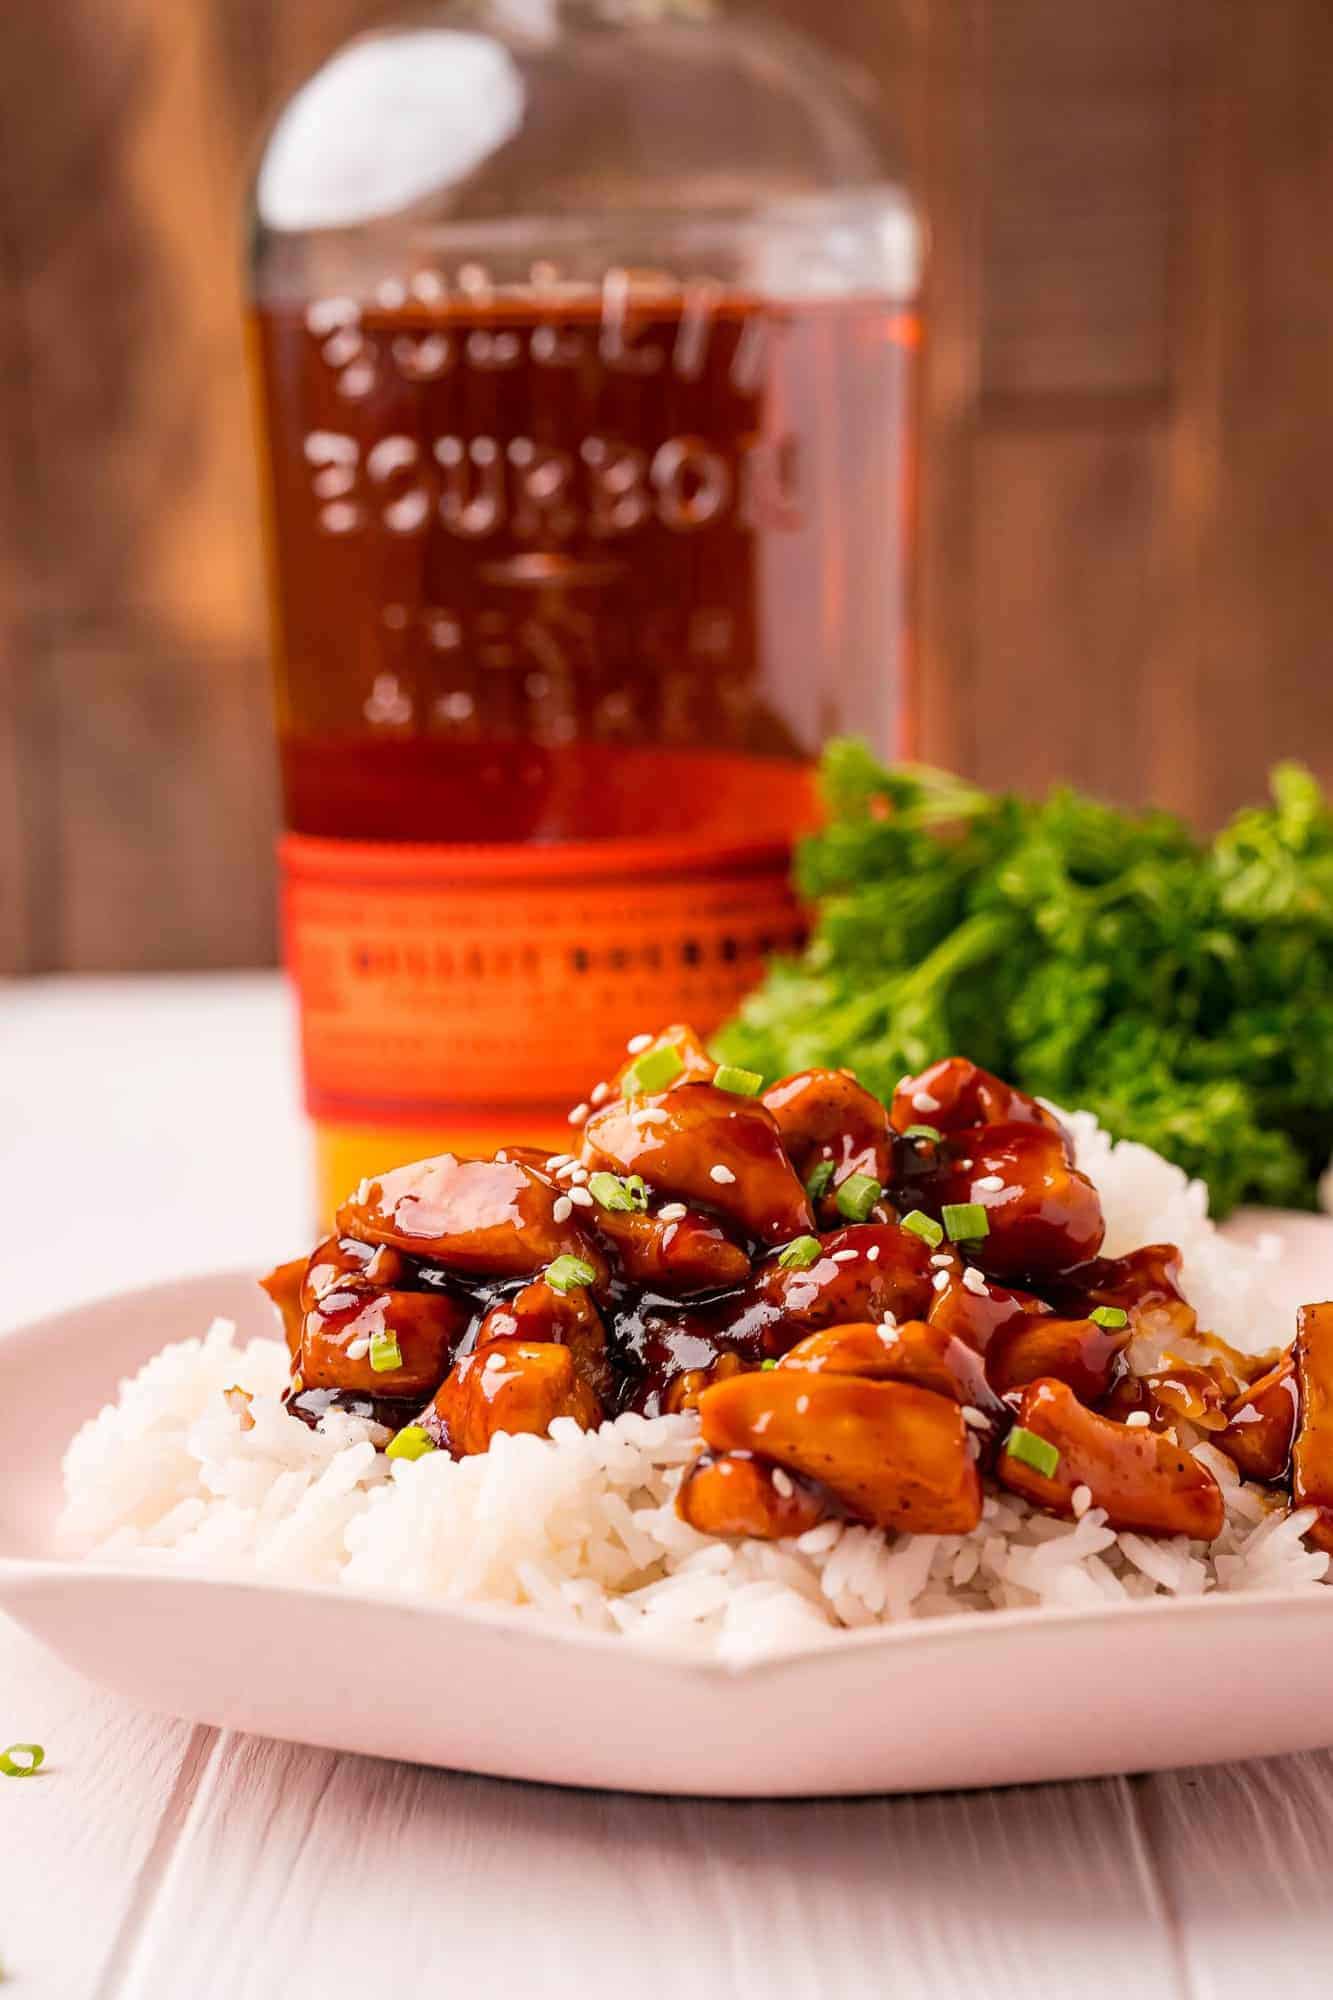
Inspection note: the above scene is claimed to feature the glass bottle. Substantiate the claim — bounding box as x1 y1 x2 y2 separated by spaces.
246 0 921 1217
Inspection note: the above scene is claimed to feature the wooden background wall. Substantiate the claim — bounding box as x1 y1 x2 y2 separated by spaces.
2 0 1331 974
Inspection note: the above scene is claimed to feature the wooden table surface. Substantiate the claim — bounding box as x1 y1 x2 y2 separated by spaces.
4 974 1333 2000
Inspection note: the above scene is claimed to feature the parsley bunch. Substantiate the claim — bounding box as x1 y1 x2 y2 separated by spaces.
717 743 1333 1217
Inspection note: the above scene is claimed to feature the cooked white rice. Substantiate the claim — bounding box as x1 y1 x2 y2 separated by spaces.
60 1111 1330 1660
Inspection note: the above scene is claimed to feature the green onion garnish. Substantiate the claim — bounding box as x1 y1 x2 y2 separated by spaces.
760 1359 779 1371
546 1253 598 1293
588 1170 650 1214
713 1063 763 1097
805 1159 836 1201
777 1234 823 1271
942 1202 990 1242
1004 1426 1061 1479
836 1173 882 1222
385 1424 437 1462
623 1042 685 1095
903 1123 943 1143
900 1209 944 1249
369 1329 403 1373
0 1744 44 1779
1089 1305 1129 1329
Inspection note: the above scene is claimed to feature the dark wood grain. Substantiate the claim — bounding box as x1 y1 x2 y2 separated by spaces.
1 0 1331 972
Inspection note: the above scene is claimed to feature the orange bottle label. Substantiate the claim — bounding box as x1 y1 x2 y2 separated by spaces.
281 831 803 1129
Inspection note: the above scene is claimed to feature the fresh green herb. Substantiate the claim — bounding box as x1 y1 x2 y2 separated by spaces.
546 1253 599 1293
903 1123 943 1143
588 1171 648 1213
623 1042 685 1096
716 743 1333 1216
776 1234 823 1270
760 1359 779 1370
1089 1305 1129 1329
713 1063 763 1097
1004 1427 1061 1479
836 1172 882 1221
385 1425 437 1462
369 1329 403 1373
0 1744 44 1779
900 1209 944 1249
942 1201 989 1242
805 1159 836 1201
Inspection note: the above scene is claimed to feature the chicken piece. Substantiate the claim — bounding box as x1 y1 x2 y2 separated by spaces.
696 1369 982 1533
338 1153 607 1287
259 1256 306 1356
661 1352 747 1414
591 1203 749 1294
423 1338 601 1456
761 1068 896 1204
475 1278 612 1404
1101 1364 1231 1434
897 1120 1105 1280
928 1272 1051 1349
1216 1349 1299 1482
676 1451 830 1539
581 1082 812 1245
890 1057 1068 1147
986 1316 1131 1403
299 1285 472 1396
612 1024 717 1094
1292 1304 1333 1550
719 1222 938 1359
779 1319 1008 1431
997 1378 1225 1539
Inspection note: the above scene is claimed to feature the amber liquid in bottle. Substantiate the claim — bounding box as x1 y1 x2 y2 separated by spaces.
251 285 915 1212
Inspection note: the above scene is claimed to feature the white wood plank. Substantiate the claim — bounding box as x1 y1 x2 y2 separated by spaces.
0 1615 209 2000
1139 1755 1333 1999
117 1737 1183 2000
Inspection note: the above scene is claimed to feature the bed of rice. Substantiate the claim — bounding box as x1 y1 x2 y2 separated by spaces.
60 1110 1331 1662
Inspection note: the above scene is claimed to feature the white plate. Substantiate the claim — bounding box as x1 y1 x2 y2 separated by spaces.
2 1220 1332 1798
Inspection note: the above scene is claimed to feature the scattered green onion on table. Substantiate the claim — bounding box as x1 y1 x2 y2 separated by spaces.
718 743 1333 1217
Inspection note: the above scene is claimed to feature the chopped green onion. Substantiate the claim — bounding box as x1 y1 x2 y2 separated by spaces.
1089 1305 1129 1329
776 1234 823 1271
903 1123 943 1143
369 1329 403 1373
588 1171 634 1213
900 1209 945 1249
713 1063 763 1097
0 1744 44 1779
1004 1426 1061 1479
805 1159 836 1201
624 1174 649 1211
546 1253 598 1293
760 1359 779 1371
623 1042 685 1095
942 1201 990 1242
386 1424 437 1462
836 1173 882 1222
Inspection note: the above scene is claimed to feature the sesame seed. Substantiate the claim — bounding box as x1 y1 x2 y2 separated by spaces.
973 1174 1004 1192
752 1410 772 1435
567 1102 590 1125
555 1159 579 1180
627 1032 653 1054
661 1223 679 1250
552 1195 573 1223
795 1395 810 1415
832 1249 858 1264
772 1468 795 1498
717 1459 735 1476
913 1090 940 1113
1125 1411 1151 1428
932 1270 951 1292
567 1186 594 1208
345 1337 371 1361
961 1406 989 1431
930 1252 953 1268
961 1267 989 1296
567 1166 589 1185
709 1164 736 1185
634 1108 669 1125
1071 1484 1093 1517
485 1351 506 1372
658 1203 688 1221
546 1154 573 1172
880 1313 898 1333
866 1245 880 1262
590 1081 610 1105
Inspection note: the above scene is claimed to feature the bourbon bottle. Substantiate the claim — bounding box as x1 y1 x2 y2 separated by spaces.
247 0 921 1216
